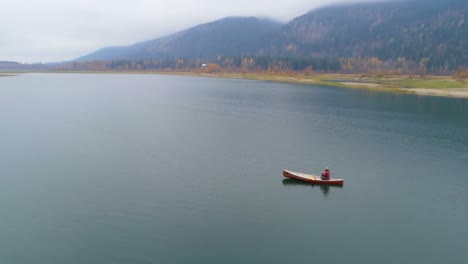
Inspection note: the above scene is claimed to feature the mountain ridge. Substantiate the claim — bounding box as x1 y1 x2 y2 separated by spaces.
76 17 283 61
76 0 467 71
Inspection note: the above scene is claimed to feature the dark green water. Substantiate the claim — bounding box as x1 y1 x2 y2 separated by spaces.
0 73 467 263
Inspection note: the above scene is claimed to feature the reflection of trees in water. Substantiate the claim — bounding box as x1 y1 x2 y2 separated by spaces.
282 179 342 198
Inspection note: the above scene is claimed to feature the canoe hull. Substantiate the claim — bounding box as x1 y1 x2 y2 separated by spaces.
283 170 344 185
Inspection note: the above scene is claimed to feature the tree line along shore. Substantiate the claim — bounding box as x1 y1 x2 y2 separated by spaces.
49 57 468 98
2 57 468 98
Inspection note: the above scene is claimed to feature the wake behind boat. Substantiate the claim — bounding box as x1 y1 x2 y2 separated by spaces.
283 170 344 185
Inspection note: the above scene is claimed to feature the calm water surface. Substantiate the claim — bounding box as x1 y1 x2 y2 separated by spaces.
0 73 467 263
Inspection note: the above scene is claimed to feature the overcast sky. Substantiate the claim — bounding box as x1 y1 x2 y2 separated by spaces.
1 0 380 63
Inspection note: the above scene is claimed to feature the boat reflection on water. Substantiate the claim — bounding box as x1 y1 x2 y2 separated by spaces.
282 178 343 197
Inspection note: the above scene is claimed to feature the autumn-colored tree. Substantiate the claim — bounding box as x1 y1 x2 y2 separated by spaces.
386 69 394 77
453 66 468 79
418 58 430 77
202 63 223 73
176 59 185 70
303 66 314 76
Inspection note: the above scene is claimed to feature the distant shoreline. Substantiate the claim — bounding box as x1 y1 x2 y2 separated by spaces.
0 73 16 77
4 71 468 98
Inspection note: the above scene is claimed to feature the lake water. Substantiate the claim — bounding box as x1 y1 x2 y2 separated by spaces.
0 73 467 263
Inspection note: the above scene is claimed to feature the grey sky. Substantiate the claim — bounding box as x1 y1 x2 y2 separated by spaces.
1 0 379 63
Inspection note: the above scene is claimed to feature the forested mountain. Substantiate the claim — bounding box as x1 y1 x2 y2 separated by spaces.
76 17 283 61
75 0 467 72
273 0 467 71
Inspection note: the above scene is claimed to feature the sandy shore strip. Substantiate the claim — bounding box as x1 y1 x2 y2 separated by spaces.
400 88 468 98
0 73 17 77
339 81 383 88
321 79 468 98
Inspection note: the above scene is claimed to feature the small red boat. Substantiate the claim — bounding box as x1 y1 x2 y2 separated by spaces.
283 170 344 185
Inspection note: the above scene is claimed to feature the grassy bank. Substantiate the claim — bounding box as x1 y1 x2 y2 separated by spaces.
216 73 468 97
192 72 468 96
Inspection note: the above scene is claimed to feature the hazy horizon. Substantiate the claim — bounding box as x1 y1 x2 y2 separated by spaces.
1 0 386 63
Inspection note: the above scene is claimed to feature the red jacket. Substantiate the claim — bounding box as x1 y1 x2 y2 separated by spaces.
321 170 331 180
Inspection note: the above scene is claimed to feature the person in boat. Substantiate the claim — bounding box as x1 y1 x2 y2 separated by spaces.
321 167 331 180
